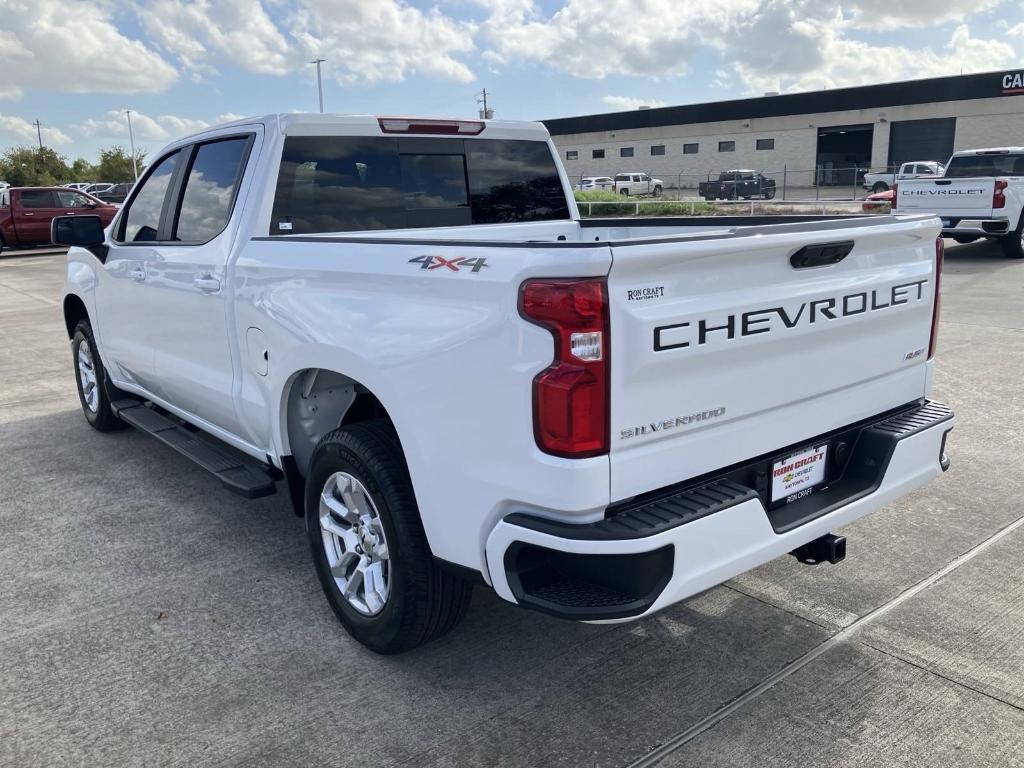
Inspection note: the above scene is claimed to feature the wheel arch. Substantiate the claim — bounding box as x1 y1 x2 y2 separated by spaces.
63 293 90 339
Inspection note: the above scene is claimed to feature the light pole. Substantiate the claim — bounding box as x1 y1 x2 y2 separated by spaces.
125 109 138 181
33 120 43 150
311 58 326 113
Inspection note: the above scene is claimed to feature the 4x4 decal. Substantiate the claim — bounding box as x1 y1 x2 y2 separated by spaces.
409 255 489 273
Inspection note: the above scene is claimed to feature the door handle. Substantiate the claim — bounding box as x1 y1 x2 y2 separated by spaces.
22 212 34 216
128 266 146 282
194 275 221 293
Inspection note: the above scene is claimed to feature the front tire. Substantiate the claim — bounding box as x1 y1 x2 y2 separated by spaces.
71 320 126 432
305 421 472 654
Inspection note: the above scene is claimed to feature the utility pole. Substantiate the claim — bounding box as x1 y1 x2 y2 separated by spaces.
477 89 494 120
311 58 326 113
125 109 139 181
33 120 43 150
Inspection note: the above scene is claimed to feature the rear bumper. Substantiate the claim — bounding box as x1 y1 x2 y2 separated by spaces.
485 401 953 622
939 218 1009 237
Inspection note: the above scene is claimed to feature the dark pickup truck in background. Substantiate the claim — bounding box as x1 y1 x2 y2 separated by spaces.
699 170 777 200
0 187 117 251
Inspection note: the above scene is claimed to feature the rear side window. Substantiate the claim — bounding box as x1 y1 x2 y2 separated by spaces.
945 154 1024 178
20 190 55 208
271 136 569 234
174 137 250 242
120 151 180 242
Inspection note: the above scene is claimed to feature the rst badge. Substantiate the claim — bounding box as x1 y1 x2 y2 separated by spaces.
409 255 489 273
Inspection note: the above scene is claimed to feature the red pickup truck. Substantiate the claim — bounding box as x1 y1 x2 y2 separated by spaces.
0 187 118 250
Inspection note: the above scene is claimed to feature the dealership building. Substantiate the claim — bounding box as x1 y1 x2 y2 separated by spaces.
543 70 1024 187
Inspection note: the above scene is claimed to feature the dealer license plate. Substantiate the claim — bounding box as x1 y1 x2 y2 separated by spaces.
771 444 828 505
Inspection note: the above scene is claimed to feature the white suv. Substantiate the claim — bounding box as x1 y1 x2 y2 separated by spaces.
614 172 664 196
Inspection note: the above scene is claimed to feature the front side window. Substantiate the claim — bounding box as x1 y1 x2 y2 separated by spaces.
271 136 568 234
55 190 93 208
174 137 250 242
20 190 55 208
120 151 180 242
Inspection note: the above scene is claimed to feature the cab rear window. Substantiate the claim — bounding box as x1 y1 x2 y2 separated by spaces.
271 136 570 234
944 154 1024 178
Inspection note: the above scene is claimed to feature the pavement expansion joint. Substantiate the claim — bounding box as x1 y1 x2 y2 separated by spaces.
625 511 1024 768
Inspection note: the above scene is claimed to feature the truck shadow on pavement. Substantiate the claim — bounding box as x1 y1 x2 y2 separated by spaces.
1 406 833 767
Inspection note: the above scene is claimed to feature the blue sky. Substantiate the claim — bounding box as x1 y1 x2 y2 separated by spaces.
2 0 1024 163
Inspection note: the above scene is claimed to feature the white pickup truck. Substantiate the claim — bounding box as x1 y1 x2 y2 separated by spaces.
863 161 944 193
895 147 1024 258
56 114 954 653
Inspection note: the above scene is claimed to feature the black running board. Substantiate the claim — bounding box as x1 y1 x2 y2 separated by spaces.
111 398 278 499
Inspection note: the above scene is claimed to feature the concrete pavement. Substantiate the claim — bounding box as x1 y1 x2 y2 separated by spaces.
1 240 1022 767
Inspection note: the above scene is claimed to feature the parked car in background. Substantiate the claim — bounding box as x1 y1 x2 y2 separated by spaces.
894 147 1024 256
699 170 776 200
862 188 894 212
863 161 944 193
0 187 117 250
63 183 93 191
83 183 115 196
0 181 10 190
575 176 615 191
613 172 663 196
91 182 133 205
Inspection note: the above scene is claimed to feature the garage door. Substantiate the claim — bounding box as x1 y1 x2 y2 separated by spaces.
888 118 956 167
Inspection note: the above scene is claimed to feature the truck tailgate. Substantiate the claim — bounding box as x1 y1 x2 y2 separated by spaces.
896 177 996 218
606 216 940 501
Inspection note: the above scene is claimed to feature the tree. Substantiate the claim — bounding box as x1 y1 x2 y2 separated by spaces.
94 145 146 183
0 146 73 186
70 157 97 183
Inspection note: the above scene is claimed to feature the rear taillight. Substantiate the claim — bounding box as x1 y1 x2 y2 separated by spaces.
519 278 609 458
994 179 1008 209
891 183 897 209
929 237 943 360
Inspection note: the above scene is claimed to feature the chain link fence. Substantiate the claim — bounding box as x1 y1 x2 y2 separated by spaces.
570 166 906 201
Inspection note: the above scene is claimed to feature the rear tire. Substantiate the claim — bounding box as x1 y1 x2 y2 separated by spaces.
653 185 663 198
71 320 127 432
305 421 472 654
620 189 629 196
1000 230 1024 259
871 182 889 193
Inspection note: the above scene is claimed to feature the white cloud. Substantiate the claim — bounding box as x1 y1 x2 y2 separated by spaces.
733 23 1017 95
601 96 668 111
78 110 212 142
141 0 291 76
289 0 477 84
0 114 72 146
0 0 177 100
841 0 1001 29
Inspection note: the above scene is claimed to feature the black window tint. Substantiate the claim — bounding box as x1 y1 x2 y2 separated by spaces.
175 138 249 242
683 143 699 154
272 136 568 234
756 138 775 150
945 154 1024 178
122 151 179 242
20 190 54 208
466 139 569 224
592 149 605 159
620 147 634 158
719 141 736 152
651 145 665 156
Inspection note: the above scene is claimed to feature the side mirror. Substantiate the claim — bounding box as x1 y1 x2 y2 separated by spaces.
52 215 108 261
